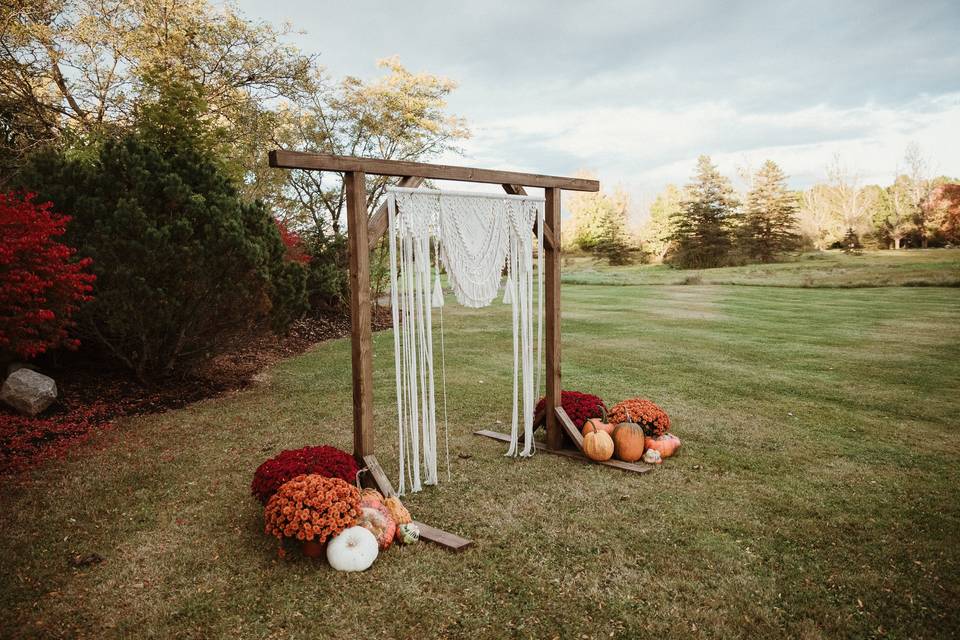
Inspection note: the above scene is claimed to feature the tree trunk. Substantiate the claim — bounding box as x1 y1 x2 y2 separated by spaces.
894 236 901 250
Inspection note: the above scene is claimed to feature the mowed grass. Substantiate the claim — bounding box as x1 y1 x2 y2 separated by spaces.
1 259 959 638
563 248 960 288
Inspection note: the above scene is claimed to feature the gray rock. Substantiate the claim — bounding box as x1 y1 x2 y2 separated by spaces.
1 369 58 416
7 362 38 378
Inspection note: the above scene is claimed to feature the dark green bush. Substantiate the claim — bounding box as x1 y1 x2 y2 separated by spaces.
16 82 307 381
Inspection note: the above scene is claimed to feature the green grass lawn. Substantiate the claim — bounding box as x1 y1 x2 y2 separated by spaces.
2 255 959 639
563 248 960 288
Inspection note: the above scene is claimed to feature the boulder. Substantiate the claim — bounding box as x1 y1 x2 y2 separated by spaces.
1 368 58 416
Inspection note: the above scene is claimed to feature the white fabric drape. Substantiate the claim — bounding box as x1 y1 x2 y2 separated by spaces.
387 186 544 494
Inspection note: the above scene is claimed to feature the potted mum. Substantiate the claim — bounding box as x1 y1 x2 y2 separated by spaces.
263 474 361 559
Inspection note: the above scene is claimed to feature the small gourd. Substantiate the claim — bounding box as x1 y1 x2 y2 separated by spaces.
583 425 614 461
612 408 646 462
326 526 378 572
583 405 615 437
642 448 662 465
357 504 396 550
384 496 412 526
396 522 421 545
644 433 681 458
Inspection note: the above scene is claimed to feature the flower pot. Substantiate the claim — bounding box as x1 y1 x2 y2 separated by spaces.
301 539 326 559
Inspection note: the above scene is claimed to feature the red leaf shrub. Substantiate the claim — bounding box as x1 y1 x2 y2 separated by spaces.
534 390 607 429
275 219 311 264
0 192 95 359
251 445 358 504
607 397 671 436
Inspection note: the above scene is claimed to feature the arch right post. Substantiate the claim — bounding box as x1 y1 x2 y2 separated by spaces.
544 187 563 451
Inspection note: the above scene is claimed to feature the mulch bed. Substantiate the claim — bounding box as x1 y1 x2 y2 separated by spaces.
0 311 391 479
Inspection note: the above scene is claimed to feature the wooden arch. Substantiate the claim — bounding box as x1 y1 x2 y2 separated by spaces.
269 150 639 550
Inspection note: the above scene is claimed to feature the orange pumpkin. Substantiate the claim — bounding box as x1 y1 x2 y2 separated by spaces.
583 405 615 437
644 434 681 458
612 408 645 462
583 428 614 461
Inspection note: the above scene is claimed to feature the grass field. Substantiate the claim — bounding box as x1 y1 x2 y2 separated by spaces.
1 253 959 639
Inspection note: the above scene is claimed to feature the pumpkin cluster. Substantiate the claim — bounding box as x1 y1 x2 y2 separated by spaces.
576 395 680 464
251 445 359 504
263 474 361 546
607 398 671 437
534 390 607 429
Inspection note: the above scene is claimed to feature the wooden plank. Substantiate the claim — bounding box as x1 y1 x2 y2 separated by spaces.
367 175 424 250
544 187 563 451
269 150 600 192
532 407 546 429
502 183 555 249
555 406 584 452
362 455 396 498
473 430 652 474
346 171 375 460
413 520 473 552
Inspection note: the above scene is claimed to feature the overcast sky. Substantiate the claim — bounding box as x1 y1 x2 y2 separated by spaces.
236 0 960 213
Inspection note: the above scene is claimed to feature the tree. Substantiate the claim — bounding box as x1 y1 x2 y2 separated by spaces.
564 172 607 251
1 0 314 190
884 176 919 249
739 160 800 262
0 191 95 360
15 79 308 381
798 184 839 250
929 181 960 245
592 188 633 265
902 143 938 248
667 155 739 269
274 58 468 239
643 184 681 260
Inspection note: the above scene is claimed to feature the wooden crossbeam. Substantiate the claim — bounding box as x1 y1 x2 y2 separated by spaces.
368 176 424 250
269 150 599 192
362 455 472 552
473 430 652 474
555 406 584 451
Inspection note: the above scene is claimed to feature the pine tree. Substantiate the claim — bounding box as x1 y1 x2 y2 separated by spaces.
667 155 738 269
739 160 801 262
593 194 633 265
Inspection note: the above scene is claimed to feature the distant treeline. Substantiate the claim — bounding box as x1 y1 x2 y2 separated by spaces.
566 147 959 269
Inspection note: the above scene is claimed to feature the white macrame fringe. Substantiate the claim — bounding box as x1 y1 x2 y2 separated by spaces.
387 186 545 492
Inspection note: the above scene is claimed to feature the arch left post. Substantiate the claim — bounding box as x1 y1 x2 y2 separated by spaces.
345 171 374 462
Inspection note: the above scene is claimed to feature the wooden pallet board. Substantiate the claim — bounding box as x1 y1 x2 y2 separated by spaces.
474 430 653 474
413 521 472 553
362 455 472 552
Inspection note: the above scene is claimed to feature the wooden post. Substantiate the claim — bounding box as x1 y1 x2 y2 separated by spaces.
346 171 374 461
544 187 563 450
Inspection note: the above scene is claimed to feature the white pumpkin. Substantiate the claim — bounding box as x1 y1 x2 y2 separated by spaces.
326 526 379 572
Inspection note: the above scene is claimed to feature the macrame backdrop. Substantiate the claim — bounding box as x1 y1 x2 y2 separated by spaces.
387 186 544 494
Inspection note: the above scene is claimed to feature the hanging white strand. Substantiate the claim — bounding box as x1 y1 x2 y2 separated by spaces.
387 194 407 495
506 232 520 457
434 234 451 481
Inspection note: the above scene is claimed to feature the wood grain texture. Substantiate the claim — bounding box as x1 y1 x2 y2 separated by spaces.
367 175 424 250
346 171 374 461
362 455 396 498
473 430 652 474
269 150 600 192
555 406 584 451
413 521 473 552
544 187 563 450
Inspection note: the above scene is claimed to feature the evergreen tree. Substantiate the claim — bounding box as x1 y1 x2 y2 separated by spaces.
643 184 681 260
667 155 738 268
593 193 633 265
16 77 308 381
739 160 801 262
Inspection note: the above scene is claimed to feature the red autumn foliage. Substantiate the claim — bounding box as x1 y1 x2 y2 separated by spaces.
0 402 114 476
0 192 95 359
275 219 311 264
534 390 607 429
251 445 359 504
